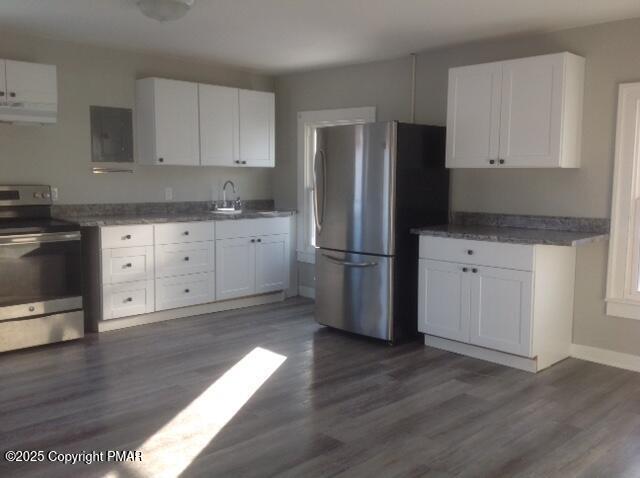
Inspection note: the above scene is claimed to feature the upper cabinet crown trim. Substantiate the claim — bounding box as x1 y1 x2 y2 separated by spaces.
136 77 275 168
446 52 585 169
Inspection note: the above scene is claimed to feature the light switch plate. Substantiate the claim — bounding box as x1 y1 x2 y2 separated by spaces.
165 187 173 201
51 187 59 201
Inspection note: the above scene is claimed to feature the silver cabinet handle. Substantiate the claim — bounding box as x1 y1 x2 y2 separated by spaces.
322 253 378 268
313 150 326 233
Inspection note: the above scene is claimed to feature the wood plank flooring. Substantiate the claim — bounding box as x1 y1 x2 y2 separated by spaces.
1 297 640 477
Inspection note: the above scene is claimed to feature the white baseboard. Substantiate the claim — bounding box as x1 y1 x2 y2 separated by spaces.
425 335 538 373
570 344 640 373
299 286 315 299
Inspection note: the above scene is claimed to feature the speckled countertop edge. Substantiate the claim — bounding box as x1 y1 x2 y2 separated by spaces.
60 210 296 227
411 224 608 247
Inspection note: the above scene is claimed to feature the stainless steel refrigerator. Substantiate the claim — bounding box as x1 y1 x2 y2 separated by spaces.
314 121 449 343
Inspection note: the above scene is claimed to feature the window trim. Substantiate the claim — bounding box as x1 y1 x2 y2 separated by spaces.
296 107 376 264
606 83 640 319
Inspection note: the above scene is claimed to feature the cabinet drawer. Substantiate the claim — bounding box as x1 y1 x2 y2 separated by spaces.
102 246 154 284
103 280 154 320
155 242 214 278
419 236 534 271
154 221 214 244
215 217 289 239
156 272 214 311
101 225 154 249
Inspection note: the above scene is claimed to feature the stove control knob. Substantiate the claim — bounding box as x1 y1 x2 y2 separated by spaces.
33 192 42 199
28 306 35 312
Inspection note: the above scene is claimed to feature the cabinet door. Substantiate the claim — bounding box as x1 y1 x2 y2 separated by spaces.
4 60 57 105
499 55 563 167
239 89 275 167
154 79 199 165
215 237 256 300
255 234 289 294
418 259 470 342
446 62 502 168
469 266 533 356
199 84 239 166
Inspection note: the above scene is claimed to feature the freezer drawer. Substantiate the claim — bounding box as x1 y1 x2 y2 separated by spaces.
315 249 394 341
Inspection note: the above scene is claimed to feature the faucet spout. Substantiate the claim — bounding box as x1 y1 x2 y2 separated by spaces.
222 180 236 207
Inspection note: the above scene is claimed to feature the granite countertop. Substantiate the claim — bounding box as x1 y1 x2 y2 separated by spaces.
411 223 608 246
61 209 296 227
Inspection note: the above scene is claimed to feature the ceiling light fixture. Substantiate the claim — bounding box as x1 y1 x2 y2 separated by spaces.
137 0 195 22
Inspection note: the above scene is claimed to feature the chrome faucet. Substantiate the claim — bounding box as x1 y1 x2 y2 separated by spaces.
222 180 236 207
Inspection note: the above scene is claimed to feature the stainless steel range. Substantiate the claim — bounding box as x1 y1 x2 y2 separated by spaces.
0 185 83 352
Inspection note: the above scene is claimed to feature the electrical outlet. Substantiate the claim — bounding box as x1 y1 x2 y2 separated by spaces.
51 187 59 201
165 187 173 201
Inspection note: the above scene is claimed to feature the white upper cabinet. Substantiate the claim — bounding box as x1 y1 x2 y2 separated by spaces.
199 84 239 167
446 52 585 168
136 78 200 166
0 59 57 124
446 62 502 168
4 60 57 105
239 89 275 167
136 78 275 167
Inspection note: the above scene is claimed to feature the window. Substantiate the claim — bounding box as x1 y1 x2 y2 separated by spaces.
296 107 376 263
607 83 640 319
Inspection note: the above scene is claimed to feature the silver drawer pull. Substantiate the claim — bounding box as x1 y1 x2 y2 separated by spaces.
123 263 132 268
184 256 190 261
124 297 133 302
322 253 378 268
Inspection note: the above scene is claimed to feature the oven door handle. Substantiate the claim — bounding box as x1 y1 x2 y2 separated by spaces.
0 231 81 245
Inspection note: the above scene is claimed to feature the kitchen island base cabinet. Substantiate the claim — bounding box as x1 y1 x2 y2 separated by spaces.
418 236 576 372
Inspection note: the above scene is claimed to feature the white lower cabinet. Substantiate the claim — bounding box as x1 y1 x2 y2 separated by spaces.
96 217 291 324
155 242 214 278
103 280 155 320
469 266 533 357
215 219 290 300
216 237 256 300
418 259 470 343
156 272 215 311
418 236 576 372
256 234 289 294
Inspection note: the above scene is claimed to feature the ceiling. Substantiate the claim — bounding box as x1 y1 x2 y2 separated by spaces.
1 0 640 74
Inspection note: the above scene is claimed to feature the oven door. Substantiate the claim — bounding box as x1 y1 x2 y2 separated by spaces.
0 231 82 321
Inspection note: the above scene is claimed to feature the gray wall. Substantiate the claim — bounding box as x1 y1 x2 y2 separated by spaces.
274 17 640 356
0 30 275 204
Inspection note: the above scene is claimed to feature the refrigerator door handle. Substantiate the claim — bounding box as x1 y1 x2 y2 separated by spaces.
322 253 378 268
313 149 326 232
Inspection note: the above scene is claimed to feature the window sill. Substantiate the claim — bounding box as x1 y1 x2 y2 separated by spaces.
606 298 640 320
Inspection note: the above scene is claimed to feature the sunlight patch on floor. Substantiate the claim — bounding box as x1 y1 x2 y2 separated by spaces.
113 346 286 478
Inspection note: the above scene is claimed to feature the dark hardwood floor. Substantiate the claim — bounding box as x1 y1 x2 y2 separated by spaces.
2 298 640 478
